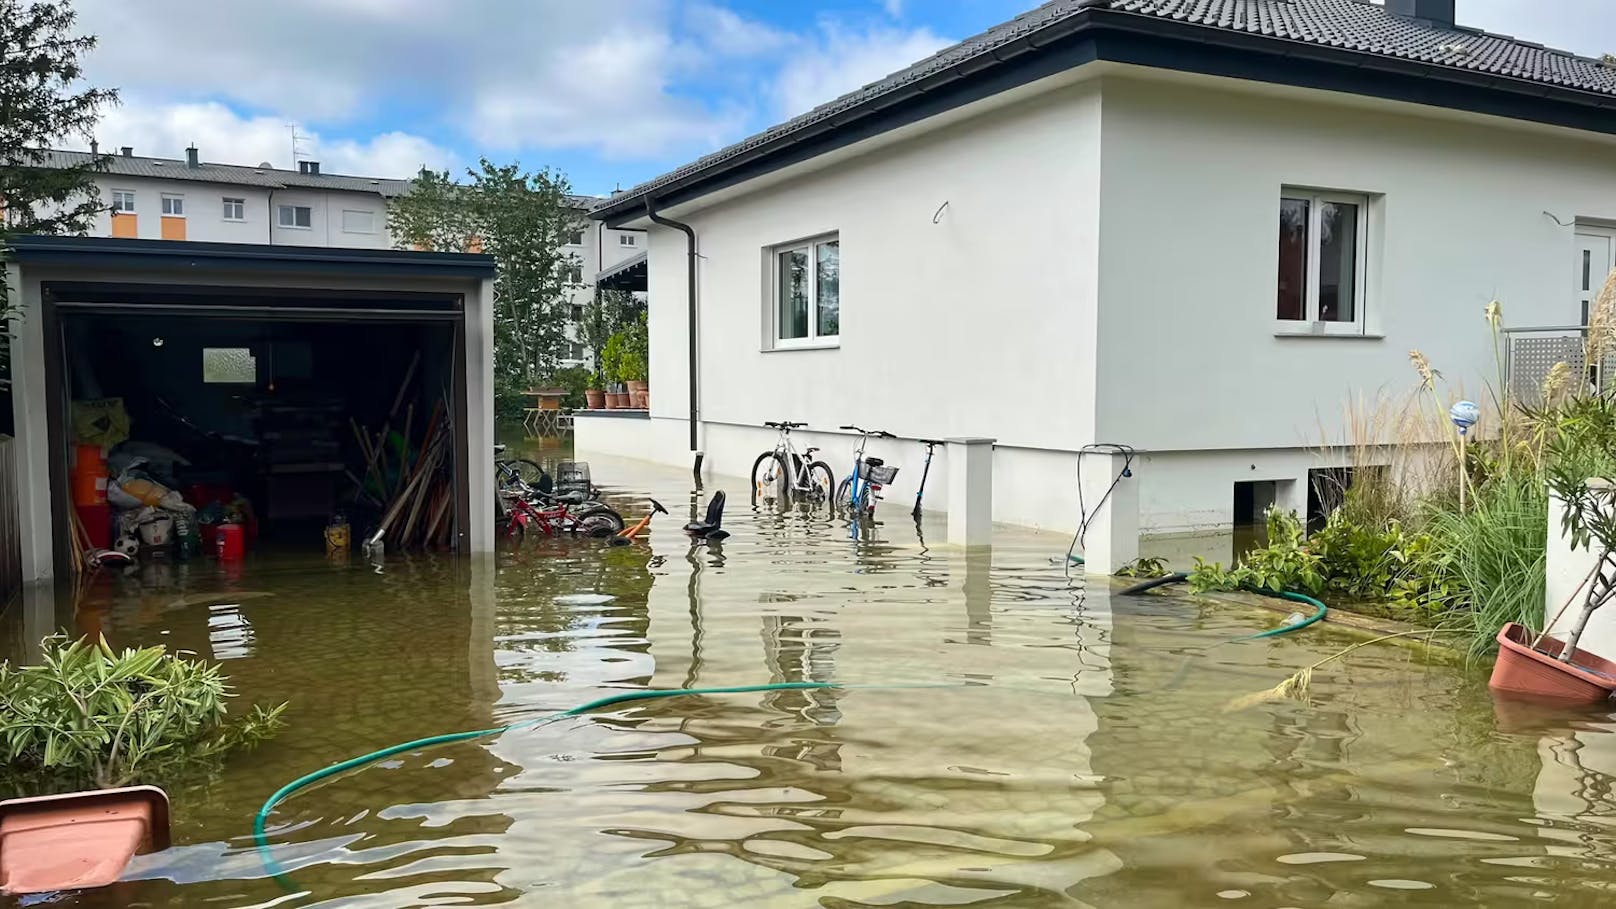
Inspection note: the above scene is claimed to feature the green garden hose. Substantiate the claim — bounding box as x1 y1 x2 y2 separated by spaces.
253 682 853 887
1118 572 1328 639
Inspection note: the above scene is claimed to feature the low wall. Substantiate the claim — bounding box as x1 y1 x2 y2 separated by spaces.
573 411 659 463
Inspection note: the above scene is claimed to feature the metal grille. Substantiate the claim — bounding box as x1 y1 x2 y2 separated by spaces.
1509 333 1585 405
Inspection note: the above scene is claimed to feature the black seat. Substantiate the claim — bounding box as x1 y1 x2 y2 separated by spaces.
684 490 728 539
805 446 820 456
863 457 884 468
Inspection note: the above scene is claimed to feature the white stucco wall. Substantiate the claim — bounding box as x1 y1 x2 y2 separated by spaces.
1092 73 1616 530
87 176 392 249
636 80 1103 530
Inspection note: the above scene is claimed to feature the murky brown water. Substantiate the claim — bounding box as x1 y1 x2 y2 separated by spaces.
5 441 1616 906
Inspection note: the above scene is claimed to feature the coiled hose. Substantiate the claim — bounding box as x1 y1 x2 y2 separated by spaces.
254 682 862 888
1118 572 1328 640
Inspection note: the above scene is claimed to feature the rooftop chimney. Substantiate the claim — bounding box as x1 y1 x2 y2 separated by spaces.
89 139 99 155
185 145 199 168
120 146 132 157
1385 0 1455 28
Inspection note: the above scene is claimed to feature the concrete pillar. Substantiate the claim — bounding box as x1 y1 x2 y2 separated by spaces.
1077 450 1139 575
8 265 53 583
946 438 994 547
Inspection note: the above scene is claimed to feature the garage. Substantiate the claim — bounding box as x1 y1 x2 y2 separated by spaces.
6 236 497 582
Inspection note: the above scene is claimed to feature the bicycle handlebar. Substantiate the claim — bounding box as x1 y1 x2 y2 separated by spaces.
764 421 807 429
841 425 897 439
919 438 946 446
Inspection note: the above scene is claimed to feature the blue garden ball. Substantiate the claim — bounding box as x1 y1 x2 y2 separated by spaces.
1449 400 1481 434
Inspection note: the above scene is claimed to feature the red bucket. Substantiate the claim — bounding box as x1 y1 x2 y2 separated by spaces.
214 523 246 561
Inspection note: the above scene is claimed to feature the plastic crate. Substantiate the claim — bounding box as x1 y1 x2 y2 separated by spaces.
554 461 593 496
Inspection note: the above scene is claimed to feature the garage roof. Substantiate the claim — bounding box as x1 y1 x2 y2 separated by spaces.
6 235 496 278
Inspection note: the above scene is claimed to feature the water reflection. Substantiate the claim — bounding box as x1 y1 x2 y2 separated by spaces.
11 446 1616 904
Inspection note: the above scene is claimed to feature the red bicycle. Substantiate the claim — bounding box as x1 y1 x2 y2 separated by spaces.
504 489 625 538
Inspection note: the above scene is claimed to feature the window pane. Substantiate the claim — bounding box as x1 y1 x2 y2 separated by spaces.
816 240 839 337
1318 201 1358 322
297 207 311 227
202 347 257 384
1277 197 1309 320
779 248 809 340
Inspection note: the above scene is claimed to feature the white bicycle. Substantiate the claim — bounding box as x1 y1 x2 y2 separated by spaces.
751 421 835 504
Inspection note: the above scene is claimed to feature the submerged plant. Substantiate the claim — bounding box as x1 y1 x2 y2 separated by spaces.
0 636 286 793
1224 629 1445 712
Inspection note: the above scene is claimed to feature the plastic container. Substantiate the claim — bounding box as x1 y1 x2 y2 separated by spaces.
71 445 107 506
1489 622 1616 702
0 786 170 895
215 523 245 561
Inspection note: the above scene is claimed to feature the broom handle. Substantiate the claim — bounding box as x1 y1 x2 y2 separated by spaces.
1534 553 1605 649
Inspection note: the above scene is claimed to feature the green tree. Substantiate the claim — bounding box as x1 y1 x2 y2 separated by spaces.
0 0 117 396
580 288 637 386
389 159 583 397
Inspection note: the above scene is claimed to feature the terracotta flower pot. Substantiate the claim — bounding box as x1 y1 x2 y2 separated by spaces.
0 786 170 895
585 389 605 409
627 380 648 396
1489 622 1616 702
603 392 620 410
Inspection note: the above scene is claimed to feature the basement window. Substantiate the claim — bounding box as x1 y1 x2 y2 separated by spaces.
1277 188 1369 334
202 347 257 384
769 234 840 348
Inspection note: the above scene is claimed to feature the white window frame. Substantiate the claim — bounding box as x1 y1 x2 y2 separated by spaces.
619 233 637 246
768 233 840 350
222 197 246 221
568 229 585 246
160 193 185 216
340 209 376 234
278 204 313 229
111 190 136 213
1277 188 1369 336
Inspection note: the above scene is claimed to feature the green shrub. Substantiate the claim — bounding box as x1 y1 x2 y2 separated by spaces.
1190 508 1326 596
600 333 626 386
0 636 286 794
552 366 591 409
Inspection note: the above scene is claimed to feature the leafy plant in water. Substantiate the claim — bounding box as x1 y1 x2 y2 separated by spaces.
1189 508 1326 596
1114 556 1169 579
0 636 286 794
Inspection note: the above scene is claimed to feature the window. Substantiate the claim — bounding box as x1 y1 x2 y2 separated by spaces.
570 342 585 360
566 264 583 284
569 229 585 245
619 233 637 246
570 304 584 322
277 205 312 229
161 194 184 216
111 190 135 212
341 209 376 234
1277 189 1368 333
202 347 257 384
222 197 245 221
770 234 839 346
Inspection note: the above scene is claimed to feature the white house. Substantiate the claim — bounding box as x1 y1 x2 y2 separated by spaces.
585 0 1616 563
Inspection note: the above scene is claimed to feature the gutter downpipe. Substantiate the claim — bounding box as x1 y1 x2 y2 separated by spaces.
644 198 701 473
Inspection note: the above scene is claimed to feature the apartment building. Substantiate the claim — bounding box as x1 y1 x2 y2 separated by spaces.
562 207 647 367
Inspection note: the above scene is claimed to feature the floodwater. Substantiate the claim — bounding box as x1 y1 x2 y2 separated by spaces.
5 442 1616 906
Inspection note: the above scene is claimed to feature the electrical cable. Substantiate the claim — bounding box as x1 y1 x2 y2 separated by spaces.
1064 443 1136 579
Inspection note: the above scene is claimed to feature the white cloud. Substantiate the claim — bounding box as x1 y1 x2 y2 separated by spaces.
78 99 455 177
882 0 905 18
771 21 951 119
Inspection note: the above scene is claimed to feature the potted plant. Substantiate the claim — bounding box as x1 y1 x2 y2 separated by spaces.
601 333 628 408
621 311 649 409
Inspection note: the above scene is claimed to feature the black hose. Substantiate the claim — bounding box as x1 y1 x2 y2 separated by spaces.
1117 572 1189 596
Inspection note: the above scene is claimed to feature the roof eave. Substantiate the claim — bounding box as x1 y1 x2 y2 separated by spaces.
592 7 1616 225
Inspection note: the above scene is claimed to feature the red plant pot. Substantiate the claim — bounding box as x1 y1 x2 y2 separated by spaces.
0 786 170 895
1489 622 1616 703
584 389 605 409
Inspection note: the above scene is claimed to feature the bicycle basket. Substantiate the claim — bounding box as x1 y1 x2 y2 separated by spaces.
863 464 899 485
554 460 593 496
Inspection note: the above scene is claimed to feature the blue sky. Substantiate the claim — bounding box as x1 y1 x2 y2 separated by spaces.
66 0 1616 197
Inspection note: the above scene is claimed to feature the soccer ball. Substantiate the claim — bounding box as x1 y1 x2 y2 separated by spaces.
113 535 141 558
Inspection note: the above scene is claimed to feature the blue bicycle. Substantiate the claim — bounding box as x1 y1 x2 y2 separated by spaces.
835 425 899 519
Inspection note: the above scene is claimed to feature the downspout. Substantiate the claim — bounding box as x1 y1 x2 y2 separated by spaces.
644 198 700 460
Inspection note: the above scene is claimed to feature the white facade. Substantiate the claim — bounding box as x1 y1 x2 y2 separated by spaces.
559 214 647 369
597 62 1616 545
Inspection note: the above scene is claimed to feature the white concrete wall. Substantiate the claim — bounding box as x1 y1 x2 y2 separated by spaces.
1546 491 1613 660
1094 73 1616 481
642 81 1103 486
87 175 392 249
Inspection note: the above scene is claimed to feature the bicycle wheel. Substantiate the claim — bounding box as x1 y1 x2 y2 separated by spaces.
806 461 835 503
500 458 551 493
573 506 625 537
752 451 789 502
835 476 857 512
